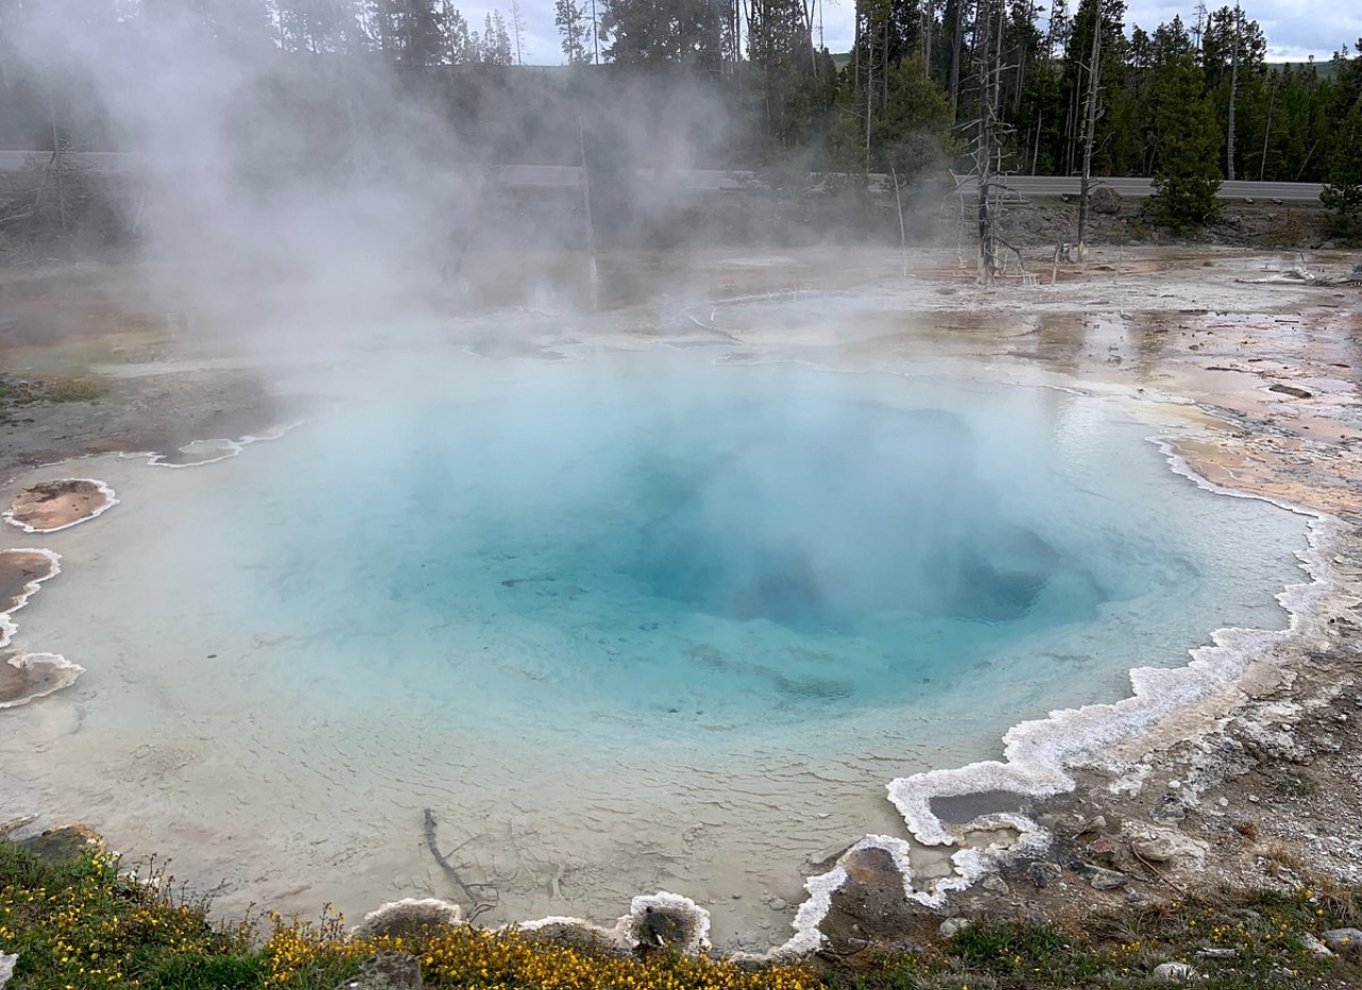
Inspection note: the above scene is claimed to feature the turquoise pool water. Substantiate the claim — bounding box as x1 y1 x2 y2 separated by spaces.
2 353 1311 940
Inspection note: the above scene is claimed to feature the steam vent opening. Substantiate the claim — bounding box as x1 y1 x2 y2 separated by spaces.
6 352 1311 946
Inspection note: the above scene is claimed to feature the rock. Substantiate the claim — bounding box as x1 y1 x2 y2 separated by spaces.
1086 867 1128 891
982 876 1010 895
1072 814 1108 838
1124 891 1160 909
1131 837 1175 862
17 824 104 865
1026 861 1063 888
0 952 15 989
354 899 463 940
1153 961 1200 981
1269 383 1313 399
625 892 710 956
1154 796 1187 822
805 840 855 873
1090 185 1123 215
938 917 971 939
335 951 423 990
1086 837 1122 865
520 920 624 955
1321 928 1362 953
1196 947 1238 959
1300 933 1333 956
1130 830 1207 865
821 846 921 948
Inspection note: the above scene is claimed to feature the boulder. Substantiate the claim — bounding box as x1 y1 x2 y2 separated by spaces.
938 917 971 939
1026 861 1063 888
1321 928 1362 953
1300 933 1333 956
622 892 710 956
354 899 463 940
1130 830 1208 866
1090 185 1123 215
0 952 16 989
335 951 423 990
1086 866 1128 891
1152 961 1200 981
17 824 104 865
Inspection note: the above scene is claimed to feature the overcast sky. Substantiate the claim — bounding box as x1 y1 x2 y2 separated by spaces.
490 0 1360 66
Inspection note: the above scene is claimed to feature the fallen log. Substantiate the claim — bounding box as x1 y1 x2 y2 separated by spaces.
422 808 498 921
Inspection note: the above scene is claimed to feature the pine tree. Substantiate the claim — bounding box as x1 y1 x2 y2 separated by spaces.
555 0 590 64
599 0 725 68
481 10 513 64
1321 41 1362 240
1148 47 1222 229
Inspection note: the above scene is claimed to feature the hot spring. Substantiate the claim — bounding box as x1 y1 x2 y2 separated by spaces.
1 350 1312 948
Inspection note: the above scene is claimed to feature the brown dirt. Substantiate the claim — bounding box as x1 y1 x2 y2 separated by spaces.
5 479 112 532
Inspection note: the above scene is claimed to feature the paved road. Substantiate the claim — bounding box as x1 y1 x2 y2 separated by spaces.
951 173 1326 203
0 150 1326 202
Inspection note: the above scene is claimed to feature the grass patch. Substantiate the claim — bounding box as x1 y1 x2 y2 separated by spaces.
0 837 817 989
43 376 107 402
1274 772 1320 798
4 836 1362 989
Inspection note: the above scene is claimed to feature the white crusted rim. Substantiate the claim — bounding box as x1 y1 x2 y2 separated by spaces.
0 653 85 710
2 479 118 534
0 548 61 651
120 422 303 469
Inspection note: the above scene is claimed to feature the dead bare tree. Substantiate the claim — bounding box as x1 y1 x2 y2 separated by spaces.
422 808 498 920
1227 1 1240 180
970 0 1002 284
578 116 600 308
954 0 1031 286
1075 1 1102 261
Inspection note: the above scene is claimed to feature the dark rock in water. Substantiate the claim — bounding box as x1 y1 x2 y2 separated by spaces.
335 952 423 990
805 839 856 873
1269 383 1313 399
18 824 104 865
1321 928 1362 953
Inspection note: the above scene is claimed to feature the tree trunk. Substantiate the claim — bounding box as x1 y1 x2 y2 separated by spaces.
1076 1 1102 261
949 0 964 101
975 0 999 284
865 6 874 175
923 0 933 75
1227 2 1240 180
578 117 598 308
1259 76 1276 181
